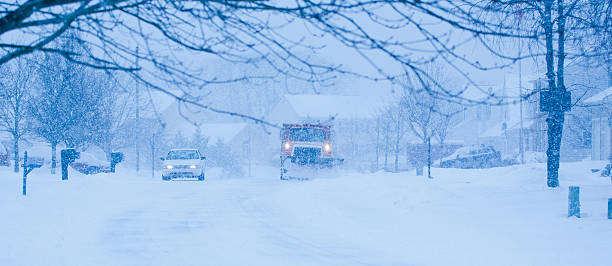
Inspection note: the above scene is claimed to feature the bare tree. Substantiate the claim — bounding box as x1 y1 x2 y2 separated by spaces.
400 69 461 178
0 1 561 114
0 57 34 172
376 111 394 172
473 0 611 186
94 74 135 160
29 54 71 174
376 103 408 173
29 42 107 173
0 1 344 129
62 68 107 149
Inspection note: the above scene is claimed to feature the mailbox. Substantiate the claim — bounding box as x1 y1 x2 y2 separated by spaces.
110 152 123 173
61 148 80 163
539 89 571 113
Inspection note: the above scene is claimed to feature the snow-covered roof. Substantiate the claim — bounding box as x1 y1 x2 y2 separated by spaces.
479 121 507 138
142 90 179 119
584 87 612 104
285 94 385 119
165 122 247 144
198 123 247 144
510 119 534 130
479 119 534 138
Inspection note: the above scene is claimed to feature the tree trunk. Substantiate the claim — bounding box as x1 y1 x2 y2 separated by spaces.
393 143 399 173
384 129 389 171
544 0 568 188
51 142 57 174
406 143 410 169
608 58 612 87
543 0 563 188
394 119 401 173
375 118 380 170
13 137 18 173
427 136 432 179
104 139 112 162
546 112 564 187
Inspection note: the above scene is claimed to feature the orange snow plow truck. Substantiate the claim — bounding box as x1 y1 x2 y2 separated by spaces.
280 123 344 180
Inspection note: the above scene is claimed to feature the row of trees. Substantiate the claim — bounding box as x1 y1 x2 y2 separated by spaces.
0 45 134 173
376 69 462 174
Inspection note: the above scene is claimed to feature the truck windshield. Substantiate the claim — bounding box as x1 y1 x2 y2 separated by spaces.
166 150 199 160
289 128 326 142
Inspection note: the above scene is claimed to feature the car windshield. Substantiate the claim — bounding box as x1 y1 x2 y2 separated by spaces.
289 128 326 142
166 150 199 160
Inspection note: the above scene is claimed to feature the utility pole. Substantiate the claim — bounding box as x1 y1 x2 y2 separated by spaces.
135 46 140 175
248 126 252 177
517 5 525 164
519 37 525 164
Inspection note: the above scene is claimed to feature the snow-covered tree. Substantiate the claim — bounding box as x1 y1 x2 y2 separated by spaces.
29 37 108 173
399 67 461 178
376 104 408 173
29 54 68 174
94 74 135 160
478 0 611 186
0 57 35 172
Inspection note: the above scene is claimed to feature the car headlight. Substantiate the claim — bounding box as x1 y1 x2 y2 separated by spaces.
189 165 201 169
164 165 174 169
324 143 331 152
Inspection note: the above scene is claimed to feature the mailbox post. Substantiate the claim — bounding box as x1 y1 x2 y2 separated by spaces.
110 152 123 173
568 186 580 218
21 151 42 196
61 148 80 181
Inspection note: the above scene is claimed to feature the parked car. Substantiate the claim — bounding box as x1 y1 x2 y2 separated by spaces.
439 144 502 169
161 149 206 181
71 152 111 175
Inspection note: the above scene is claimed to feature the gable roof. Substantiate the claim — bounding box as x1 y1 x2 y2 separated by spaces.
199 123 247 144
165 122 247 144
584 87 612 104
284 94 386 120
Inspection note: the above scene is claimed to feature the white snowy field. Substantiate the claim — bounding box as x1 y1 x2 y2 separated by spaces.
1 162 611 266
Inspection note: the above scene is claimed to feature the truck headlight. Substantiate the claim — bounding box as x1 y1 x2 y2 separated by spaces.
284 142 291 150
164 165 174 169
189 165 201 169
324 143 331 152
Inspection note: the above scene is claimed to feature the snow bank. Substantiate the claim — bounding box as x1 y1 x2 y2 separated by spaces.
1 161 610 266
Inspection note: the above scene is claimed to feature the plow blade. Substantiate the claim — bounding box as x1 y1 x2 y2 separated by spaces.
280 156 343 181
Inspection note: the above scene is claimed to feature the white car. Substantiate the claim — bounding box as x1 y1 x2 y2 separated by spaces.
161 149 206 181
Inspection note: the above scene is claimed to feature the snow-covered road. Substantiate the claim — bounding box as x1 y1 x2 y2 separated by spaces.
1 162 611 266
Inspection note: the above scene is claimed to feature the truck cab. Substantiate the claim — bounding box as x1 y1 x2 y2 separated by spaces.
281 123 334 166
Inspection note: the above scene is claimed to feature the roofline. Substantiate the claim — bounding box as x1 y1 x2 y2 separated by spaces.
584 86 612 104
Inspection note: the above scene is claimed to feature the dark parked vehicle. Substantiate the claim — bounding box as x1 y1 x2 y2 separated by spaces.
70 152 111 175
439 145 502 169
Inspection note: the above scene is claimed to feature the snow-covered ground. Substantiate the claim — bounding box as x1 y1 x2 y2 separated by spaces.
1 161 611 266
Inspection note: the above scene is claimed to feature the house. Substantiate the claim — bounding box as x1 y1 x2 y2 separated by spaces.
461 74 599 163
447 77 547 161
585 87 612 161
158 99 266 163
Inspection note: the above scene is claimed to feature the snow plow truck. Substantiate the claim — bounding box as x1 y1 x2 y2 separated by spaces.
280 123 344 180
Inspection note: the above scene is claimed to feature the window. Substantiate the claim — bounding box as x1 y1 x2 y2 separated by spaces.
166 150 199 160
289 128 326 142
